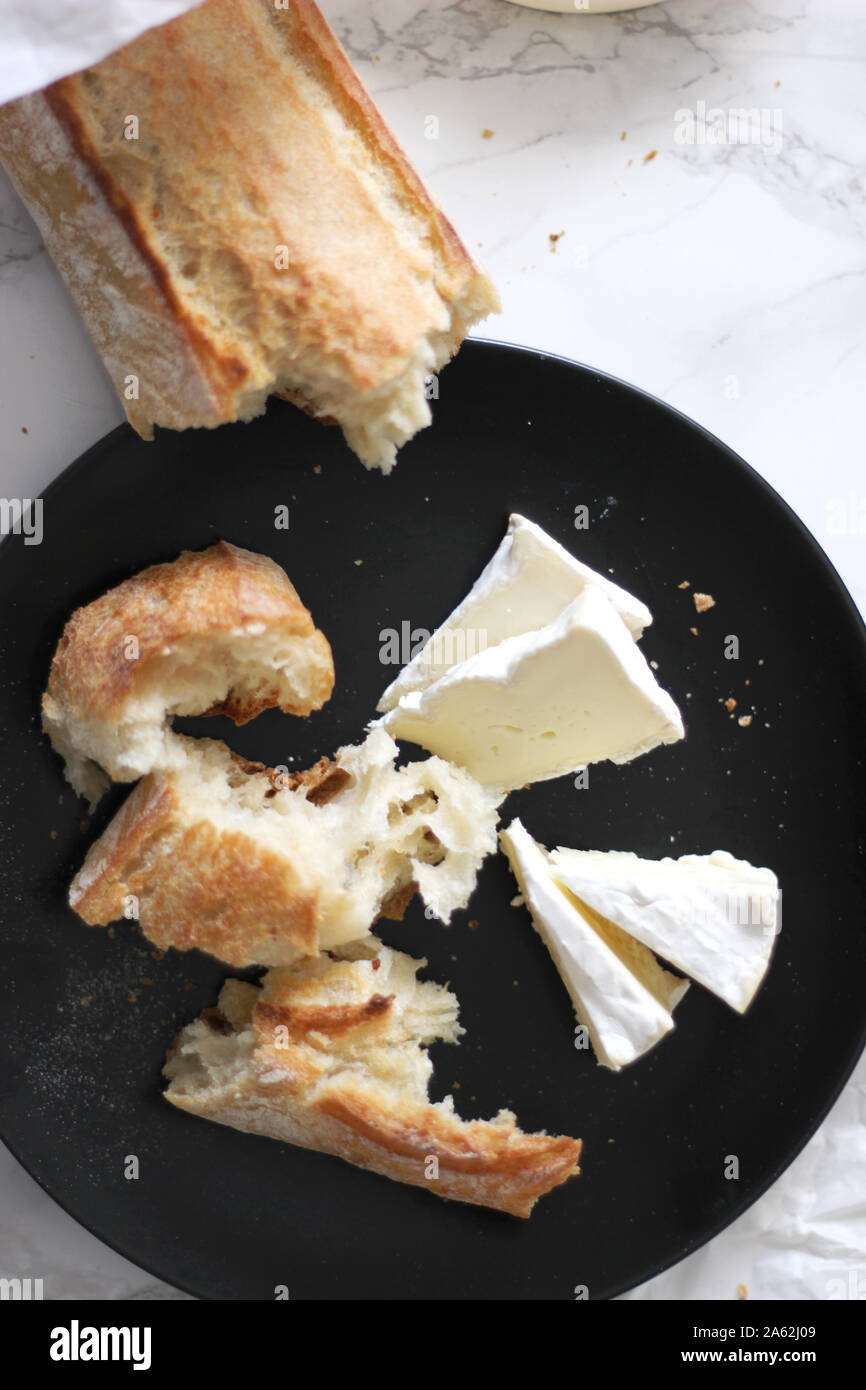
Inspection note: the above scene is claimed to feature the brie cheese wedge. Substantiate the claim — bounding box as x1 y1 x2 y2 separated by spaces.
549 846 779 1013
500 820 688 1071
381 585 683 790
378 513 651 712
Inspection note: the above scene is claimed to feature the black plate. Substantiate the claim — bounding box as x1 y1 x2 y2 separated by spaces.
1 341 865 1301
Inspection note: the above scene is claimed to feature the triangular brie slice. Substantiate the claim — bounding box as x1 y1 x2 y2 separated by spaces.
381 585 683 790
378 513 651 712
549 846 779 1013
500 820 688 1071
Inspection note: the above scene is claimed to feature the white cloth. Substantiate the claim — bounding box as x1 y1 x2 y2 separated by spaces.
0 0 205 106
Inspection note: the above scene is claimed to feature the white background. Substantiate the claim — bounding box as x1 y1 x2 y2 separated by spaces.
0 0 863 1300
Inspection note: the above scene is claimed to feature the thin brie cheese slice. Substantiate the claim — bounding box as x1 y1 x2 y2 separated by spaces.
381 585 683 790
549 846 779 1013
500 820 688 1071
378 513 651 712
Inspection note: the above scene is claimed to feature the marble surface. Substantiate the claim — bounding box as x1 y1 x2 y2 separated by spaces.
1 0 864 1301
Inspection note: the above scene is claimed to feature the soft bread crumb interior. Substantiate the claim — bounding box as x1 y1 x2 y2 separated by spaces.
164 942 462 1103
44 625 330 804
167 727 501 954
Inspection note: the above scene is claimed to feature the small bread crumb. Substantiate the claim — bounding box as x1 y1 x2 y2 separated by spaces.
724 697 737 713
678 580 690 589
693 592 715 613
468 919 479 931
549 230 565 251
737 1283 748 1300
482 128 494 139
644 150 658 163
690 626 698 636
738 714 753 728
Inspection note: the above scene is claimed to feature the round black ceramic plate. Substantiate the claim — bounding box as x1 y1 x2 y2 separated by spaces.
1 341 865 1302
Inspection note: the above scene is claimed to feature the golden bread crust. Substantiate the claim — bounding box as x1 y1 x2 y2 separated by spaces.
43 540 334 730
316 1077 582 1217
68 744 343 963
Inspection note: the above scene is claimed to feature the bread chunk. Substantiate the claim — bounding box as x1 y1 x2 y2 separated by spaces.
42 541 334 805
70 728 501 967
164 941 581 1218
0 0 499 469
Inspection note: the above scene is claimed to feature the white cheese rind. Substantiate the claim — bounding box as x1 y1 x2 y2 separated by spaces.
377 513 652 711
500 820 686 1071
549 846 779 1014
381 585 683 790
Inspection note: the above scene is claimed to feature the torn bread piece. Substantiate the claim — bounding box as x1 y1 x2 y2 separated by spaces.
0 0 498 470
500 821 688 1071
383 586 683 791
549 847 779 1013
42 541 334 806
70 727 501 968
163 939 581 1218
379 513 652 711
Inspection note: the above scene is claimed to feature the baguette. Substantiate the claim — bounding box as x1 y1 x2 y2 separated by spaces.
0 0 499 470
164 940 581 1218
70 728 501 967
42 541 333 806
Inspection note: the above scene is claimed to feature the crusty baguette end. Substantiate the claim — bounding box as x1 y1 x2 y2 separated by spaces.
0 0 499 470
